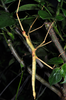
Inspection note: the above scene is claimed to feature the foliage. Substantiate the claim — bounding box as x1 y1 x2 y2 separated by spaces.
0 10 16 28
0 0 66 99
49 68 62 86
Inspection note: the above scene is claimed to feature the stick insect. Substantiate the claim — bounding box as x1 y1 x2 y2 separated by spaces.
16 0 54 99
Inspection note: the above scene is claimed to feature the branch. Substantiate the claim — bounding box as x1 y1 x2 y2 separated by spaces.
8 39 25 66
11 75 30 100
0 72 22 96
44 22 66 62
1 0 9 12
7 39 62 98
27 67 62 98
45 22 66 100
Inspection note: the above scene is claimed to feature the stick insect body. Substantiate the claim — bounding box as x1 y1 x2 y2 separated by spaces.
16 0 54 99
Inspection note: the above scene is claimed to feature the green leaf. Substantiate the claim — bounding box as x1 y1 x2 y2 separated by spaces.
60 63 66 84
49 68 62 85
40 2 45 6
47 57 64 64
64 45 66 50
7 32 14 40
0 10 16 28
4 0 16 4
19 4 39 11
38 10 52 20
55 15 64 21
60 63 66 77
61 8 66 17
20 63 24 68
9 58 15 66
34 0 44 3
57 0 61 2
47 7 54 14
62 18 66 29
61 76 66 84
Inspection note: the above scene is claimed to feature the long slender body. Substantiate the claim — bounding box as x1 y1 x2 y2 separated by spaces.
22 30 53 99
22 31 36 99
32 51 36 99
16 0 37 98
16 1 53 99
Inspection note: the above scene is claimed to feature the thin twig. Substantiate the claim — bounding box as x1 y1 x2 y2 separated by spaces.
1 0 9 12
36 21 55 50
27 67 62 98
7 39 62 98
11 75 31 100
37 87 47 100
44 22 66 62
0 72 22 96
8 39 25 66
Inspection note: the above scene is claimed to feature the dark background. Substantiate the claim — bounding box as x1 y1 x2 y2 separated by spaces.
0 0 65 100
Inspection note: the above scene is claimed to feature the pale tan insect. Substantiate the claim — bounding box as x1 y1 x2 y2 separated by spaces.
16 0 54 99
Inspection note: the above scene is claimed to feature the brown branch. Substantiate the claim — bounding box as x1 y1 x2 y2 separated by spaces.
7 39 62 98
28 67 62 98
8 39 25 66
44 22 66 62
1 0 9 12
44 22 66 100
